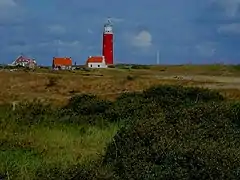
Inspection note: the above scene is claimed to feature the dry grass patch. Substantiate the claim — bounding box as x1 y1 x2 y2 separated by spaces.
0 67 239 104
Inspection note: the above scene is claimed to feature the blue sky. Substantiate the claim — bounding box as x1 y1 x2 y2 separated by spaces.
0 0 240 65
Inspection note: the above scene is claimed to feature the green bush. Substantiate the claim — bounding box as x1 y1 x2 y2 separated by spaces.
64 94 112 116
45 75 62 88
105 92 147 123
0 103 12 119
34 160 113 180
107 65 115 68
6 85 226 127
228 102 240 126
231 65 240 71
143 85 224 108
104 102 240 179
6 94 113 127
131 64 150 69
12 99 55 125
126 75 135 81
105 85 224 124
58 94 112 126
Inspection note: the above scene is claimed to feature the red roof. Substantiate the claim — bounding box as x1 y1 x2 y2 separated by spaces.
15 55 35 63
86 56 104 63
53 57 72 66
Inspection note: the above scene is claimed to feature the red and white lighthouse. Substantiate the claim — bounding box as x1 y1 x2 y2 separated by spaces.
102 18 114 65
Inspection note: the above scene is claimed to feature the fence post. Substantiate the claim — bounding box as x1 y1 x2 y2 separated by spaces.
12 101 18 111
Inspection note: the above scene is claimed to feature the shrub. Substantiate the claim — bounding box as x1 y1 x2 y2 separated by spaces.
131 64 150 69
59 94 112 126
107 65 115 68
0 103 12 119
143 85 224 109
46 76 61 88
228 102 240 127
231 65 240 71
12 99 55 125
104 102 240 179
64 94 112 116
126 75 135 81
34 160 113 180
105 85 224 124
104 92 147 123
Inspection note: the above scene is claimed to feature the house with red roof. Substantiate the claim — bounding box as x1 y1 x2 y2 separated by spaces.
9 54 37 68
52 57 72 70
86 56 107 68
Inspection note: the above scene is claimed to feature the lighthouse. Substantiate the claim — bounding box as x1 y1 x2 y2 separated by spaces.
102 18 114 65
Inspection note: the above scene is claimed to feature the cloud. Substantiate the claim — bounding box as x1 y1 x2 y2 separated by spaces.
0 0 16 8
87 28 93 34
211 0 240 17
6 44 31 53
218 23 240 34
131 30 152 48
0 0 240 65
0 0 22 23
48 25 66 35
195 42 217 57
39 40 81 48
5 40 81 54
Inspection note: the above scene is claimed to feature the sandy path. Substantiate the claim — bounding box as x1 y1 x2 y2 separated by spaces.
156 75 240 90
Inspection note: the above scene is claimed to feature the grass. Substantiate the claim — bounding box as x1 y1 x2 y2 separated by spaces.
0 64 240 104
149 64 240 76
0 120 118 179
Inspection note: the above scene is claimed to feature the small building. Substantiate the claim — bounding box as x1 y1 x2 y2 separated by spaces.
9 55 37 68
52 57 72 70
86 56 107 68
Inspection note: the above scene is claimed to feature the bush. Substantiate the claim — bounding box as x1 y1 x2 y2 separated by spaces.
105 92 159 124
104 102 240 179
105 85 224 124
143 85 224 108
6 85 226 127
35 160 113 180
228 102 240 126
131 64 150 69
107 65 115 68
12 99 55 125
59 94 112 126
0 103 12 119
126 75 135 81
46 76 61 88
64 94 112 116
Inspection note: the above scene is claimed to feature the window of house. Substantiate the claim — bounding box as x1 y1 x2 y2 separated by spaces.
90 64 92 67
98 65 100 67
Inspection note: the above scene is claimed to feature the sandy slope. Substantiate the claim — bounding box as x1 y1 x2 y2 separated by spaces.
156 75 240 90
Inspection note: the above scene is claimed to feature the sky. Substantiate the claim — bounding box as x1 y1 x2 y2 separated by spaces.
0 0 240 65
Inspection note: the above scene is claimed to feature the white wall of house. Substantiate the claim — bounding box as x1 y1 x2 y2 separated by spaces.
88 62 107 68
53 65 72 70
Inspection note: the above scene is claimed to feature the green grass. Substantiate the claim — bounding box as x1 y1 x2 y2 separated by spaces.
0 121 118 180
230 64 240 71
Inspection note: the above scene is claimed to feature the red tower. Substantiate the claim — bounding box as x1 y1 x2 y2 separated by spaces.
102 19 113 65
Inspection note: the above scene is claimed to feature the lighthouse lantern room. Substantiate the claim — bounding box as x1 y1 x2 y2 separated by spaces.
102 18 114 65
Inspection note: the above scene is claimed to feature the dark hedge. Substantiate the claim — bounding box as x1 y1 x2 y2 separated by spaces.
104 102 240 180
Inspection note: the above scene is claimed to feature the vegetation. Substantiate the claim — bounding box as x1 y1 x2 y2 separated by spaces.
0 64 240 105
0 65 240 179
0 83 240 179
